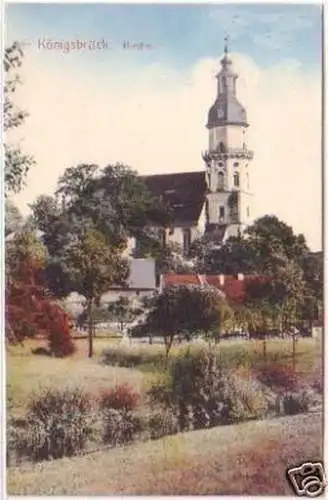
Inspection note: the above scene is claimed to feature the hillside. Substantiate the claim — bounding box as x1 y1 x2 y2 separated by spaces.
8 411 322 495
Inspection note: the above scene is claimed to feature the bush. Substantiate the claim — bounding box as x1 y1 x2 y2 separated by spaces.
282 389 317 415
255 362 299 393
147 407 178 440
99 384 140 412
7 417 29 466
100 384 142 446
31 346 52 356
43 302 76 358
100 345 164 369
21 387 94 461
220 375 268 424
149 348 268 432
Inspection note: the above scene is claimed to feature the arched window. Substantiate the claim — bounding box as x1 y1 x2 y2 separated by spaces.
247 206 250 218
218 171 224 190
234 172 240 187
233 162 239 168
219 206 225 221
246 172 249 189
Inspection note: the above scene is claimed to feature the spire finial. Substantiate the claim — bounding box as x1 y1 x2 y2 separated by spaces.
224 34 229 55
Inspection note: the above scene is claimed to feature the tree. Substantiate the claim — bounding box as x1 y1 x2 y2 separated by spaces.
56 227 129 358
147 284 232 358
107 296 143 334
5 230 75 356
29 195 61 233
134 232 192 280
5 42 34 194
245 259 306 333
192 215 309 276
5 199 23 236
6 231 46 343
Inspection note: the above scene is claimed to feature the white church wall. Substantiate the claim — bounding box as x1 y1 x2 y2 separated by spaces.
226 125 244 149
167 227 184 248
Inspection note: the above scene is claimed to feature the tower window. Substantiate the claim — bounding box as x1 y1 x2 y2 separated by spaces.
183 228 191 254
219 206 225 219
246 172 249 189
218 171 224 190
247 207 250 217
218 162 223 167
234 172 240 187
233 162 239 168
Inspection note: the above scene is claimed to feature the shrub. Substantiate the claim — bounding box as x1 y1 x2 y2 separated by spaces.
7 417 29 466
99 384 140 412
100 345 165 370
282 389 317 415
100 384 142 446
147 407 179 440
22 387 94 461
220 375 268 424
101 408 142 446
31 346 51 356
149 348 268 432
41 302 76 358
254 362 299 393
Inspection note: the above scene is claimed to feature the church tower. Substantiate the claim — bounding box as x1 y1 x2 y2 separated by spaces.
202 38 253 242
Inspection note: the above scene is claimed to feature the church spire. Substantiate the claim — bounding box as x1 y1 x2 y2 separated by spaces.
220 34 232 69
224 34 229 55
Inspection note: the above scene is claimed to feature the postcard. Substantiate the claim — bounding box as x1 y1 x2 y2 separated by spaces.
3 2 324 497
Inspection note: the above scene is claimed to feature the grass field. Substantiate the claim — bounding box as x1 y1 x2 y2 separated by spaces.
7 336 321 417
6 338 144 417
7 411 323 495
6 336 323 495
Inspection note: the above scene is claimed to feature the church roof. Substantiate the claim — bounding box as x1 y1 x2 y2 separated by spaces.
207 95 248 128
207 42 248 128
141 171 206 225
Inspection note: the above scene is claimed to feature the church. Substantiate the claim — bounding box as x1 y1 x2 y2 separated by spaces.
140 40 254 255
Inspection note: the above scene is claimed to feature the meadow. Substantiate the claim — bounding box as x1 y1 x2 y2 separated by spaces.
6 335 323 495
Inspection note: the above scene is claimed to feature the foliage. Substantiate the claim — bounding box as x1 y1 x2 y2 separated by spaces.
107 296 143 333
12 387 94 462
147 407 178 440
99 384 140 413
5 231 75 355
147 284 232 356
5 42 35 194
100 345 165 369
37 302 76 357
149 348 267 432
254 362 299 393
46 226 129 357
5 231 47 343
36 163 170 356
29 195 61 233
282 390 316 415
5 199 23 236
134 234 192 278
245 258 306 332
99 384 142 446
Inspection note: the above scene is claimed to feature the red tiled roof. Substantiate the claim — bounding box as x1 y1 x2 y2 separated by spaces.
164 274 200 286
162 273 266 303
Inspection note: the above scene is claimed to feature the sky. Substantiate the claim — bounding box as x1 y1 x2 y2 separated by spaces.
5 2 323 250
